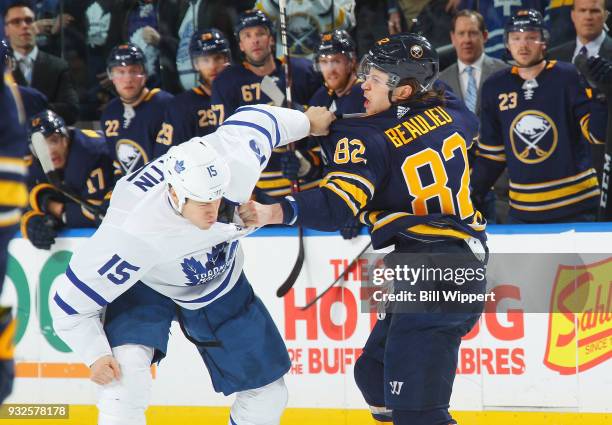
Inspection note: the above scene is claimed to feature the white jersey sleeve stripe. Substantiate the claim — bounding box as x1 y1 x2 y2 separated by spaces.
66 266 109 307
235 106 281 147
221 119 274 151
53 293 78 315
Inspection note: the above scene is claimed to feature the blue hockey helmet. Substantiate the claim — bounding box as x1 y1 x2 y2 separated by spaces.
30 109 68 139
189 28 231 59
1 39 14 65
234 9 273 38
504 9 550 45
315 30 356 61
107 43 146 72
358 33 439 92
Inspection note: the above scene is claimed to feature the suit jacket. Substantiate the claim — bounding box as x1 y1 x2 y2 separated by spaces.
13 50 79 124
438 54 508 115
548 34 612 62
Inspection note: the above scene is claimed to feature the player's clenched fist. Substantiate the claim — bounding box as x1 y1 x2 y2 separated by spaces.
90 355 122 385
305 106 336 136
239 200 284 227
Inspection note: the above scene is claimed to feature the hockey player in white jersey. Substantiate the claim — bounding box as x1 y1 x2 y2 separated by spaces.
50 104 335 425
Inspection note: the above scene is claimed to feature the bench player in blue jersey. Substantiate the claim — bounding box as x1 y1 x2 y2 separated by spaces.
101 43 173 181
309 29 365 239
470 9 606 223
156 28 231 148
211 10 323 201
240 34 488 425
309 29 364 115
0 40 28 404
20 110 114 250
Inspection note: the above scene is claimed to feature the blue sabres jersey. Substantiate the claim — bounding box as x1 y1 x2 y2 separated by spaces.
212 58 323 199
27 129 114 227
101 88 173 178
19 85 48 120
211 58 321 114
156 83 222 147
0 66 28 230
292 91 486 250
308 81 365 115
472 60 605 222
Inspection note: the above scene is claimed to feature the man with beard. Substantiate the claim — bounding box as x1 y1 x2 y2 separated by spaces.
211 9 322 201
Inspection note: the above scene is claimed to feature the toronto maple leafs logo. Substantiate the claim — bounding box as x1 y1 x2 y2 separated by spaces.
174 160 185 174
180 242 236 286
181 257 208 286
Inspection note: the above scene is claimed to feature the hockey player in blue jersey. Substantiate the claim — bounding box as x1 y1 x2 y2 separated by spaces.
211 10 323 200
309 29 365 239
21 110 114 249
49 104 335 425
102 43 173 180
240 34 488 425
0 40 28 404
309 30 364 115
156 28 231 148
471 9 606 223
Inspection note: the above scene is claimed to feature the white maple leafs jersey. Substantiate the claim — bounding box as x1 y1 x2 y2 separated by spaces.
50 105 310 366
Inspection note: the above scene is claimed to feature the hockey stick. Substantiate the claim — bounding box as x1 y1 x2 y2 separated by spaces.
276 0 305 298
31 132 106 222
299 241 372 310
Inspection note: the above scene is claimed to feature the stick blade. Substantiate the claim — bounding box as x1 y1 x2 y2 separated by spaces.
31 131 54 173
276 227 305 297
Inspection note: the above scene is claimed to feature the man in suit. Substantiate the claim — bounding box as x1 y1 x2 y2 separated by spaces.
548 0 610 185
4 1 78 124
548 0 612 62
440 9 508 115
439 9 509 222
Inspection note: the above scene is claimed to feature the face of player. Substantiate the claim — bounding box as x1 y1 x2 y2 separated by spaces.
506 30 546 67
318 53 355 92
45 133 69 169
239 26 274 64
193 53 229 84
450 15 487 65
361 67 393 115
4 6 37 52
181 198 222 230
109 64 147 102
572 0 608 42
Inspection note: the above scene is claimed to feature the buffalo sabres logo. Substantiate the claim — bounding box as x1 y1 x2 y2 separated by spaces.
287 12 321 57
31 117 41 127
180 242 236 286
510 110 558 164
116 139 149 173
410 45 423 59
322 33 333 42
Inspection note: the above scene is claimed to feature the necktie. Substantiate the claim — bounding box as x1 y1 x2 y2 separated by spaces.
579 45 588 57
18 58 31 85
465 65 477 113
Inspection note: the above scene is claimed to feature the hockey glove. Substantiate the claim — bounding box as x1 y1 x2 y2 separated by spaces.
21 211 61 250
340 216 363 240
30 183 65 213
587 56 612 95
0 307 15 404
280 151 314 181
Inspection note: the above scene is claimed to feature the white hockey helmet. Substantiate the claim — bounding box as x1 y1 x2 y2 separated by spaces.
163 137 231 213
